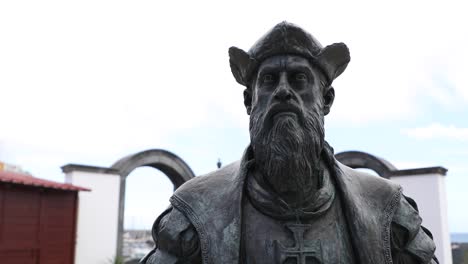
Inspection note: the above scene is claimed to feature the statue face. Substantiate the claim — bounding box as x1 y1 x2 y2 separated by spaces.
248 55 329 202
250 55 327 125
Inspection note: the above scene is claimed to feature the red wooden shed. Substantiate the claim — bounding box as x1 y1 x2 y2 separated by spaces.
0 170 89 264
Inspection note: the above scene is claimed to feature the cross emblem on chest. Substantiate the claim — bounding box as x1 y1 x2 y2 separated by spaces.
274 223 323 264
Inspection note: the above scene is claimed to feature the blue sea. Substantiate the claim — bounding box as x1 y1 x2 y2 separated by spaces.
451 233 468 243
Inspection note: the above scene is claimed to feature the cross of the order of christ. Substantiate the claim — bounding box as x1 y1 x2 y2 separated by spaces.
274 223 323 264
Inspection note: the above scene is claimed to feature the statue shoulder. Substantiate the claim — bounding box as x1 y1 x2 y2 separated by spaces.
173 160 242 198
390 195 438 263
336 162 401 196
141 207 201 264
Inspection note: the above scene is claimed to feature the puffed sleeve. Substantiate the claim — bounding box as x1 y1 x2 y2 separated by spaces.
140 206 202 264
391 195 439 264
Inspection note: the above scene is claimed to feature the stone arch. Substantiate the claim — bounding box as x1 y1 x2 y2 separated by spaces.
111 149 195 257
335 151 397 178
112 149 195 188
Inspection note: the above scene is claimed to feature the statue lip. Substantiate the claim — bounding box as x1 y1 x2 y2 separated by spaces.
266 103 302 121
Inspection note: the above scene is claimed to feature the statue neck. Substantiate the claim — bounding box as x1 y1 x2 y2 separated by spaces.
254 159 326 208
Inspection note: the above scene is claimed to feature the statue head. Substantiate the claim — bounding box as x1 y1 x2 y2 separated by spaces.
229 22 350 203
229 21 350 116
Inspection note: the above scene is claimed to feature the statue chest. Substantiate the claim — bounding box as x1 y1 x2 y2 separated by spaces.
241 196 356 264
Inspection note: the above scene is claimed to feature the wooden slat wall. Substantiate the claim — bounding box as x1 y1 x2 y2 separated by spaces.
0 184 78 264
0 249 38 264
0 185 41 250
39 191 76 264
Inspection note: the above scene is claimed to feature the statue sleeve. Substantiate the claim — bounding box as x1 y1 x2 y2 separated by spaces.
390 195 439 264
140 206 202 264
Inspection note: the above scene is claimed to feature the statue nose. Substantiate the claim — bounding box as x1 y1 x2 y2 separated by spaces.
274 85 293 102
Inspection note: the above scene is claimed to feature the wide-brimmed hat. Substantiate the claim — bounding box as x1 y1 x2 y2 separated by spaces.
229 21 350 88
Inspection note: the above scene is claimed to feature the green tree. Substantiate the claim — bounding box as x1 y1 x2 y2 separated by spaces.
108 256 125 264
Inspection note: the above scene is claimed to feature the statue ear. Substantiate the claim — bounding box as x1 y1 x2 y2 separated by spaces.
323 87 335 115
229 47 255 86
243 89 252 115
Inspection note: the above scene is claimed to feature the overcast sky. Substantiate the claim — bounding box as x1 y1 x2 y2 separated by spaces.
1 0 467 231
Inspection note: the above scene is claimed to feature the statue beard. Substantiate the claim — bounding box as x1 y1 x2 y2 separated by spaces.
249 103 325 206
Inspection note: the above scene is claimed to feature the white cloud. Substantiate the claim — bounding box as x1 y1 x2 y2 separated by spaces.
402 123 468 141
0 1 465 157
1 1 466 174
327 0 468 124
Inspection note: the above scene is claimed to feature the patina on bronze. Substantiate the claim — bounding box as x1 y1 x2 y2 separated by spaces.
142 22 438 264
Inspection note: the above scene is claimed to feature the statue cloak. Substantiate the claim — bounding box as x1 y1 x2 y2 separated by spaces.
145 145 436 264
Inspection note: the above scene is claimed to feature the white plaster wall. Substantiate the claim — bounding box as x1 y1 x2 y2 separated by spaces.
391 174 452 264
66 171 120 264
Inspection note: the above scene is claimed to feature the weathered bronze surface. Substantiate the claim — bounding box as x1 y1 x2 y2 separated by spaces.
142 22 438 264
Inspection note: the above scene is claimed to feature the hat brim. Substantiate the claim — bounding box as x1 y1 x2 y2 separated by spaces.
229 42 350 87
315 42 350 83
229 46 257 87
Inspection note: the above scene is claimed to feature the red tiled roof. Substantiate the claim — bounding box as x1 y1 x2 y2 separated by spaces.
0 171 90 191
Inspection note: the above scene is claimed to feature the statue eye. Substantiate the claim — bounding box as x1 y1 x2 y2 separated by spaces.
262 74 275 83
294 73 308 82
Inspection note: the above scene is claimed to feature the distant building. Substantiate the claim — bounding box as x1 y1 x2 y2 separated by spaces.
0 161 30 175
451 234 468 264
452 242 468 264
123 230 154 261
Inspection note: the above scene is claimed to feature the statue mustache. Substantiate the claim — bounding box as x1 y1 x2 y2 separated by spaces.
263 102 305 127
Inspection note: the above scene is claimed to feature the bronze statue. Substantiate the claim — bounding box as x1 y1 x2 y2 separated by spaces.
142 22 438 264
